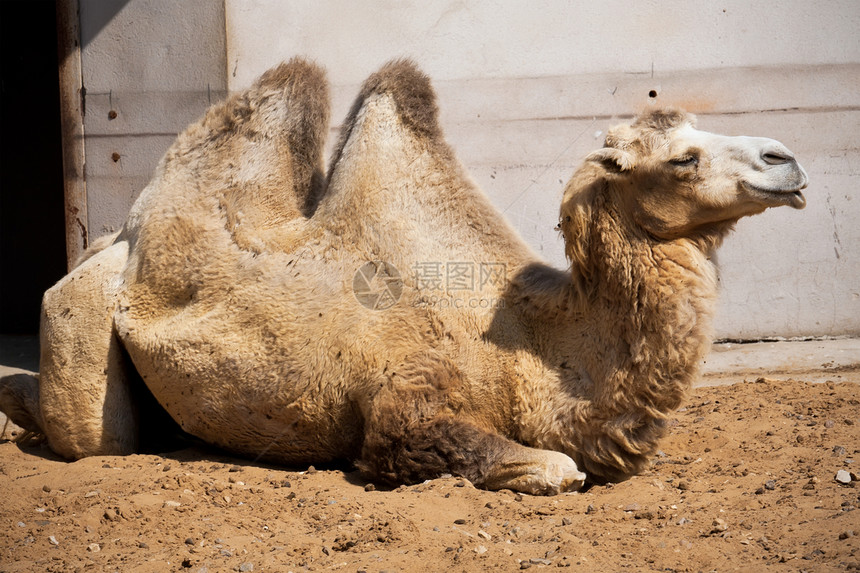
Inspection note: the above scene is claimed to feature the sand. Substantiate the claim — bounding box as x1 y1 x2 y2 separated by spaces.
1 376 859 572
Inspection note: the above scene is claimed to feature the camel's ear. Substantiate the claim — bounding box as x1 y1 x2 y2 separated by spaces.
585 147 635 173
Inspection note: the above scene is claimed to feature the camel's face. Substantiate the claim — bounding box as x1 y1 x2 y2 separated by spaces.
602 117 808 239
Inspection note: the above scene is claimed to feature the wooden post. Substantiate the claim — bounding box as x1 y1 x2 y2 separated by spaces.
56 0 88 270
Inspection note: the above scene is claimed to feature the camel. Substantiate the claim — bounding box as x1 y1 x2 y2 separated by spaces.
0 58 808 495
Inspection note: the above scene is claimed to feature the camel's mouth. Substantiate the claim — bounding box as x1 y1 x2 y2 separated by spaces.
742 182 807 210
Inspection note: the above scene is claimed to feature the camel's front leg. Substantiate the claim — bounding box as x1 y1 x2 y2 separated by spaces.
357 354 586 495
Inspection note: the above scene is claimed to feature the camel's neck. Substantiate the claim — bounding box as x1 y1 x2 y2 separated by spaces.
583 201 720 412
510 202 720 479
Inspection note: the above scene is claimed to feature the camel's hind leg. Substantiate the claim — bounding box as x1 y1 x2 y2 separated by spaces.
36 239 137 459
358 354 586 495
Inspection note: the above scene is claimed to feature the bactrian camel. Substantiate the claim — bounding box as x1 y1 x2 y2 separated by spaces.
0 58 808 494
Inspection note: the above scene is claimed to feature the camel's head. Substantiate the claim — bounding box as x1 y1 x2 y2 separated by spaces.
560 109 808 248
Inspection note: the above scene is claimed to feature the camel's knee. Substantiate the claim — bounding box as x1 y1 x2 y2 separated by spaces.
358 359 587 494
359 408 502 487
357 354 496 485
0 373 43 435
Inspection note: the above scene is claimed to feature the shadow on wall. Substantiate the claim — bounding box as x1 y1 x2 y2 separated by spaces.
79 0 133 47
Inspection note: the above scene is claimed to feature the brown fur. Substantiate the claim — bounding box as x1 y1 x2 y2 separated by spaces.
0 59 807 494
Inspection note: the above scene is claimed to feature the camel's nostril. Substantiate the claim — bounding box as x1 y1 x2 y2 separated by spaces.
761 149 794 165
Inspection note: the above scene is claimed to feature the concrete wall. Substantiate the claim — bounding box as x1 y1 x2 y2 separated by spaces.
79 0 226 236
78 0 860 340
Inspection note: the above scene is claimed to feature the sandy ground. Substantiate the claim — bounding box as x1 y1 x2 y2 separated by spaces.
1 338 859 572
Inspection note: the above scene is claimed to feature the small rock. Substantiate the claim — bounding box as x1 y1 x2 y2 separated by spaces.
103 508 118 521
185 537 195 545
478 530 491 540
520 562 532 570
237 562 253 572
42 485 51 493
17 522 25 528
835 446 848 456
711 518 729 533
765 480 776 490
530 557 552 565
825 420 835 428
306 466 317 474
228 465 242 473
454 518 467 525
755 487 766 495
837 470 853 485
677 481 690 491
139 541 149 549
474 545 488 554
87 543 101 553
561 516 572 526
48 535 59 546
585 504 596 514
364 483 376 492
840 531 856 540
163 500 181 508
622 503 640 512
85 490 102 498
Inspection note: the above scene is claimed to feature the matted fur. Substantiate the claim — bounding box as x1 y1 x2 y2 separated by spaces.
0 58 807 494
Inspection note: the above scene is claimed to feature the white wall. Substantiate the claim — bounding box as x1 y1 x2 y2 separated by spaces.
79 0 860 339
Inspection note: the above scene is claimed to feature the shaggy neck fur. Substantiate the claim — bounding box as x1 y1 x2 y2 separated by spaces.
516 184 724 482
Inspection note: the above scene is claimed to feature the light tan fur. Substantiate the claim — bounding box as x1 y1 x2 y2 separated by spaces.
0 59 808 494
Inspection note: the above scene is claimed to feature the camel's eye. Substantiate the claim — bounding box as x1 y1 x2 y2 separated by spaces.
669 155 698 167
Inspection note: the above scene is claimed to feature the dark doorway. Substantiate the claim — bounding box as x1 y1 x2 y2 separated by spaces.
0 0 68 334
